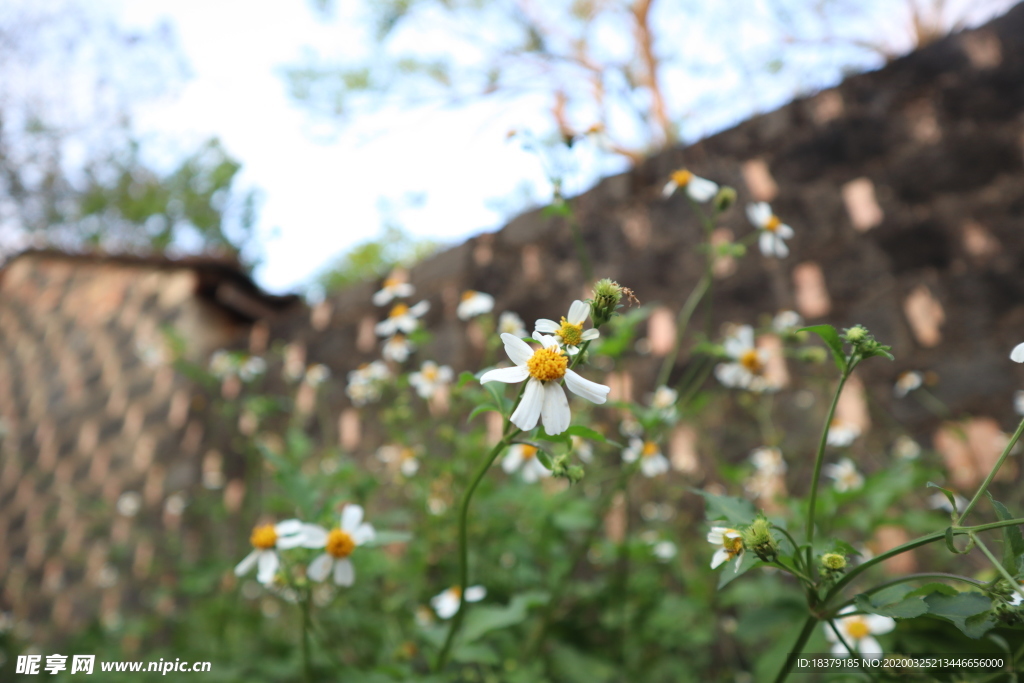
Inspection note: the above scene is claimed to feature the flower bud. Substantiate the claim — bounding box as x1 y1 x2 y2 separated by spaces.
842 326 867 343
713 186 737 212
821 553 847 572
590 279 624 327
741 516 779 563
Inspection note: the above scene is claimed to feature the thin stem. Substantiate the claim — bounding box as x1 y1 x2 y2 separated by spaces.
973 534 1024 602
655 271 712 388
804 368 851 569
772 613 819 683
825 620 867 674
300 595 312 683
959 416 1024 523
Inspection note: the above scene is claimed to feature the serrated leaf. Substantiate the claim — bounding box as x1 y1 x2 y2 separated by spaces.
906 583 959 599
717 550 758 588
855 584 928 619
924 592 995 639
692 488 756 526
799 324 847 372
829 539 863 558
987 493 1024 576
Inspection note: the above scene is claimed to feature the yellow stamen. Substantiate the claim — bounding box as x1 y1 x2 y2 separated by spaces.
739 349 764 374
764 215 782 232
326 529 356 559
641 441 659 458
526 347 568 381
383 277 402 289
400 447 416 462
845 619 869 640
558 317 584 346
423 366 437 380
250 524 278 550
389 303 410 318
461 290 477 301
520 445 537 460
723 531 743 556
670 169 693 187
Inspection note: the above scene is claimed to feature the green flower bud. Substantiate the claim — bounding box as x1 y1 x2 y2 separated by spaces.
842 326 867 343
590 279 624 327
821 553 847 572
741 516 779 563
841 325 894 362
713 186 737 212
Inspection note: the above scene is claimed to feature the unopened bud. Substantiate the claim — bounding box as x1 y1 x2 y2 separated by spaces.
713 186 737 213
821 553 847 572
590 279 624 327
741 516 779 563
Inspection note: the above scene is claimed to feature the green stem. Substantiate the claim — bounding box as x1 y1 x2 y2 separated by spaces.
833 573 986 612
300 595 312 683
655 271 712 388
959 416 1024 523
804 367 852 570
772 613 819 683
565 205 594 282
973 534 1024 602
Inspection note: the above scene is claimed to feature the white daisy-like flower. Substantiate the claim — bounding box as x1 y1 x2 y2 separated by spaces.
209 350 234 378
497 311 528 338
376 445 420 477
234 520 308 585
431 585 486 619
533 300 600 355
707 525 744 571
1011 343 1024 363
239 356 266 382
747 202 794 258
346 361 391 406
661 168 719 202
652 540 678 562
893 371 923 398
375 301 430 337
824 457 864 493
648 386 678 420
457 290 495 320
619 416 643 438
826 419 861 447
502 444 551 483
1015 390 1024 417
715 325 776 392
750 447 786 476
304 505 376 587
772 310 803 333
824 606 895 656
382 334 414 363
480 333 610 434
570 435 593 463
372 276 415 307
892 435 921 460
303 364 331 387
409 360 453 399
622 438 670 478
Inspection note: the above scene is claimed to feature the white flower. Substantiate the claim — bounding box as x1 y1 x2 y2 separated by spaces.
661 168 719 202
346 362 391 406
431 585 486 619
1009 582 1024 606
234 520 309 585
893 371 922 398
382 334 414 363
892 435 921 460
648 386 678 420
376 445 420 477
1015 391 1024 417
409 360 454 398
304 505 376 587
303 364 331 387
571 435 593 463
497 311 528 338
503 444 551 483
827 419 861 447
715 325 776 392
747 202 794 258
457 290 495 320
375 301 430 337
824 606 895 656
534 300 600 355
619 416 643 438
209 350 234 378
772 310 803 333
707 526 744 571
824 457 864 493
239 356 266 382
622 438 670 477
373 276 415 306
750 447 786 476
652 540 678 561
1011 342 1024 363
480 333 610 434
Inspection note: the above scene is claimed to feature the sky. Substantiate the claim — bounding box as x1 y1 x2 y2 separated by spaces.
61 0 1023 294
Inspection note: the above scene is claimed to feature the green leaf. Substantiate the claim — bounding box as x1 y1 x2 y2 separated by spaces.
535 426 571 446
799 324 847 372
459 592 548 644
692 488 756 526
565 425 607 443
854 584 928 619
363 530 412 547
717 550 759 588
928 482 959 515
457 370 477 387
924 592 995 639
467 403 499 423
987 493 1024 575
535 448 553 470
481 380 509 413
944 526 971 554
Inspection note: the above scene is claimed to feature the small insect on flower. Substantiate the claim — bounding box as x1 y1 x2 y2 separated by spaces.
824 606 895 656
503 444 551 483
662 168 719 202
708 526 744 572
826 418 861 447
747 202 794 258
480 333 610 434
373 275 415 307
431 585 486 619
375 301 430 337
893 370 923 398
497 311 528 338
622 438 670 477
304 505 376 587
824 457 864 492
715 325 777 393
409 360 453 399
382 334 414 363
235 520 309 585
534 300 601 355
457 290 495 320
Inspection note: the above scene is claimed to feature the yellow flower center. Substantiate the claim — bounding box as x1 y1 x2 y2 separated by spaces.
326 529 356 559
739 349 764 374
723 531 743 555
423 366 437 381
250 524 278 550
400 447 416 462
450 586 463 599
526 347 568 382
764 215 782 232
383 277 402 289
389 303 410 318
558 317 584 346
461 290 477 301
389 333 406 345
670 169 693 187
520 445 537 460
845 618 870 640
641 441 659 458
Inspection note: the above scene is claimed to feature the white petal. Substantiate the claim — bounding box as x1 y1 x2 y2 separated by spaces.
502 446 524 473
464 586 487 602
500 333 533 366
510 378 544 431
567 300 590 325
865 614 896 635
747 202 771 227
372 289 391 306
534 319 560 334
687 176 719 202
433 593 458 619
772 236 790 258
1011 343 1024 363
352 523 375 545
621 444 639 463
777 223 794 238
257 551 279 585
541 381 571 435
661 180 678 197
333 558 355 586
857 636 883 656
581 329 600 341
341 504 364 532
307 554 333 582
234 550 259 577
299 524 329 549
759 231 775 256
409 300 430 317
641 456 662 478
521 463 539 483
564 370 610 404
480 365 530 384
830 641 850 657
276 519 303 535
710 547 731 569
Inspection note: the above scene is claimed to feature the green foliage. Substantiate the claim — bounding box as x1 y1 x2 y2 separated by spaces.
314 224 439 293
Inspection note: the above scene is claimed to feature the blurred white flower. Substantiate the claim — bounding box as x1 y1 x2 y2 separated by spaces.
376 301 430 337
116 491 141 517
622 438 670 478
304 505 376 587
431 585 486 619
824 606 894 656
715 325 776 392
707 526 744 571
209 350 234 378
571 435 593 463
648 386 678 419
826 419 861 447
234 520 308 585
382 334 414 363
303 364 331 387
747 202 794 258
239 356 266 382
824 458 863 492
502 444 550 483
346 362 391 406
533 300 600 356
457 290 495 320
409 360 453 399
373 276 415 306
771 310 803 333
661 168 718 202
497 311 528 338
750 447 786 475
377 445 420 477
893 371 923 398
1011 343 1024 363
892 435 921 460
652 540 678 562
